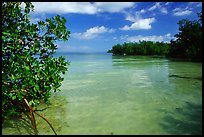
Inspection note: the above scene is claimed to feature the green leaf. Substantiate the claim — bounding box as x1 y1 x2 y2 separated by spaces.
25 66 30 71
9 93 13 97
12 95 17 100
3 32 10 36
20 91 26 96
11 75 15 80
29 100 34 106
34 85 39 91
35 77 39 81
17 93 22 99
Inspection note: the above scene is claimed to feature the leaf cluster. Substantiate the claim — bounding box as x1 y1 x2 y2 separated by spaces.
167 11 202 61
2 2 70 120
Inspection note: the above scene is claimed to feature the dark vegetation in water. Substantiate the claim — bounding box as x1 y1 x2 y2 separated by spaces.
169 74 202 81
2 2 70 134
108 11 202 62
160 102 202 135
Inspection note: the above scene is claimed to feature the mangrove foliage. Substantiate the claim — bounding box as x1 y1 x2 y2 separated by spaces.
2 2 70 134
108 41 170 56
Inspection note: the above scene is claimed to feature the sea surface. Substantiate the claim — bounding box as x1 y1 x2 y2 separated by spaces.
2 53 202 135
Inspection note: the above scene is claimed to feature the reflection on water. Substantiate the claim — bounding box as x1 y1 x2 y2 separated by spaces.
2 53 202 135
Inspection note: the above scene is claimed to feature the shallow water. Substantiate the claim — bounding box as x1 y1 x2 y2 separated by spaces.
2 53 202 135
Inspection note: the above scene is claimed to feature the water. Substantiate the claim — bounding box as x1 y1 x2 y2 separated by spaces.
2 53 202 135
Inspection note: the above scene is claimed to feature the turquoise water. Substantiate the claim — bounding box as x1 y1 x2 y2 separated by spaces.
2 53 202 135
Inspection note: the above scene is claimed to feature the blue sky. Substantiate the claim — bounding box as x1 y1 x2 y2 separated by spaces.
23 2 202 53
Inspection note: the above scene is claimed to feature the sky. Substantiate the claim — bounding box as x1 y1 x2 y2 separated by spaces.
23 2 202 53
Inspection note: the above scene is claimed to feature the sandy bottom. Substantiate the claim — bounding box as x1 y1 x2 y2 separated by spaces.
2 54 202 135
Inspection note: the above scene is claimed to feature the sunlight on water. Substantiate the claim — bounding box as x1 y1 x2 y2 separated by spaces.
2 53 202 135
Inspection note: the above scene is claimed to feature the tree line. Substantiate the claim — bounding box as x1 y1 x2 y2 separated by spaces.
108 11 202 62
107 41 170 56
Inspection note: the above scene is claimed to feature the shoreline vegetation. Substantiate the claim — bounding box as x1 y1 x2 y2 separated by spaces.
107 41 201 63
108 41 202 61
107 41 170 56
108 11 202 63
2 2 70 135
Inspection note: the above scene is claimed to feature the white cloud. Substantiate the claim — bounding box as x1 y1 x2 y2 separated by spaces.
147 2 169 14
94 2 135 13
138 9 146 14
126 33 173 43
165 33 171 37
165 2 173 6
31 2 97 14
73 26 115 40
87 26 114 33
160 7 168 14
120 17 155 30
125 13 139 22
174 10 192 16
173 8 192 16
122 2 169 31
28 2 135 15
188 2 202 7
148 2 161 11
196 3 202 7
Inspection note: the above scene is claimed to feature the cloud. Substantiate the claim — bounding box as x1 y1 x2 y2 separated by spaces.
147 2 169 14
120 17 155 30
94 2 135 13
31 2 97 14
165 2 173 6
173 10 192 16
126 33 173 43
28 2 135 15
121 2 170 31
188 2 202 7
195 3 202 7
73 26 115 40
125 13 139 22
148 2 161 11
138 9 146 14
173 8 192 16
160 7 168 14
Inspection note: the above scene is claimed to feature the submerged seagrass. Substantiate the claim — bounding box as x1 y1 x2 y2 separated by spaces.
2 53 202 135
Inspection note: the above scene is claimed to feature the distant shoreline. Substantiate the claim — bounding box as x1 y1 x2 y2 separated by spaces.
55 52 110 55
54 52 201 62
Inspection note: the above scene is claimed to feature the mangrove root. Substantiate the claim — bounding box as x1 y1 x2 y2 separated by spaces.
23 97 57 135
